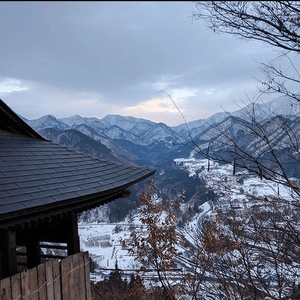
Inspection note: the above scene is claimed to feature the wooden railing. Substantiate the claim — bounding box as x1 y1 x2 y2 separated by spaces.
0 251 92 300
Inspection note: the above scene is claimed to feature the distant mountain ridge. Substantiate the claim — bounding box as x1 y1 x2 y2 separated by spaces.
24 95 300 167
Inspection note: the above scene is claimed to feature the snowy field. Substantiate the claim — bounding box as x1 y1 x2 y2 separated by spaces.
79 219 142 281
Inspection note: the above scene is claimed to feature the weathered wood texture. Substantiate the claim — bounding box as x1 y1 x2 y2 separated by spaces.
0 252 91 300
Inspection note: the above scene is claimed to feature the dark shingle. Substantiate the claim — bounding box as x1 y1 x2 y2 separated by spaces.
58 185 84 194
76 188 99 197
79 182 103 190
38 182 65 191
0 176 28 185
43 177 69 185
3 170 34 177
0 194 34 204
7 186 41 196
0 203 28 214
16 180 47 188
52 192 79 201
25 173 53 181
23 197 57 208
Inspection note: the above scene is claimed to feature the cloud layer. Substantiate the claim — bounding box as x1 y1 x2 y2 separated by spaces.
0 2 277 125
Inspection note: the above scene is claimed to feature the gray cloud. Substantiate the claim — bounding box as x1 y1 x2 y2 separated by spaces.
0 1 281 124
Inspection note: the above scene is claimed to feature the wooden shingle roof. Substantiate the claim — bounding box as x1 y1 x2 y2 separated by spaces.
0 100 155 228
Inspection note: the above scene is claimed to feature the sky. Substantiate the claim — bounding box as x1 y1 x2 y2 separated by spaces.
0 1 279 126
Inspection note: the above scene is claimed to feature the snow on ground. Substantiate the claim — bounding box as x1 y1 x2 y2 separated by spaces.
176 158 295 202
189 201 211 228
79 216 144 281
79 158 297 282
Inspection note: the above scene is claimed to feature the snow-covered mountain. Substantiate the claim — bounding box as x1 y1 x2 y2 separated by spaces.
72 124 136 161
102 114 156 134
60 115 109 131
25 95 300 167
27 115 69 131
139 122 184 146
172 95 300 138
38 127 135 166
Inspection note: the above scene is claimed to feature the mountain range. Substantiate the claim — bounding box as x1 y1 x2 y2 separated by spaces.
23 95 300 167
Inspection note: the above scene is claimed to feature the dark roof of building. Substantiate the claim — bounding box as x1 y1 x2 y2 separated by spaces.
0 100 155 228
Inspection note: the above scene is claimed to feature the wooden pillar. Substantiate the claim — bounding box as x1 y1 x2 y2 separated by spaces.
66 213 80 255
0 229 17 279
26 230 41 269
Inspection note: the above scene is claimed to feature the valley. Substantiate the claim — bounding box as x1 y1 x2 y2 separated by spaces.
78 157 294 282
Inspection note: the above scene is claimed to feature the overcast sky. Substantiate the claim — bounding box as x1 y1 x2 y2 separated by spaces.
0 1 278 126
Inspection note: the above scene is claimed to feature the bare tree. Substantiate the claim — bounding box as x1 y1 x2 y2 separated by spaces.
170 2 300 299
125 3 300 299
124 180 183 300
189 1 300 191
193 2 300 51
193 1 300 101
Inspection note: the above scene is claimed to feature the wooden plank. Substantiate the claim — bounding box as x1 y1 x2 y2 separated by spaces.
61 256 69 300
0 277 12 300
67 256 75 300
83 252 92 300
61 256 75 300
40 254 67 260
28 267 38 300
72 254 80 300
78 253 86 300
39 244 67 250
20 270 30 300
11 273 21 300
37 263 47 300
45 261 54 300
52 259 61 300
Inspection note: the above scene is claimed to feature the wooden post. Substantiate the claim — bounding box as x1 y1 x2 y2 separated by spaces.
0 229 17 278
66 213 80 255
26 233 41 269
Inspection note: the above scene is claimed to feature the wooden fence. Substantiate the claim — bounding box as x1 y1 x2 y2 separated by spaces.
0 251 92 300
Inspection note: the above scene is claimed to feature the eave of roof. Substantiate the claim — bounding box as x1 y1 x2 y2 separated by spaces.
0 135 155 228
